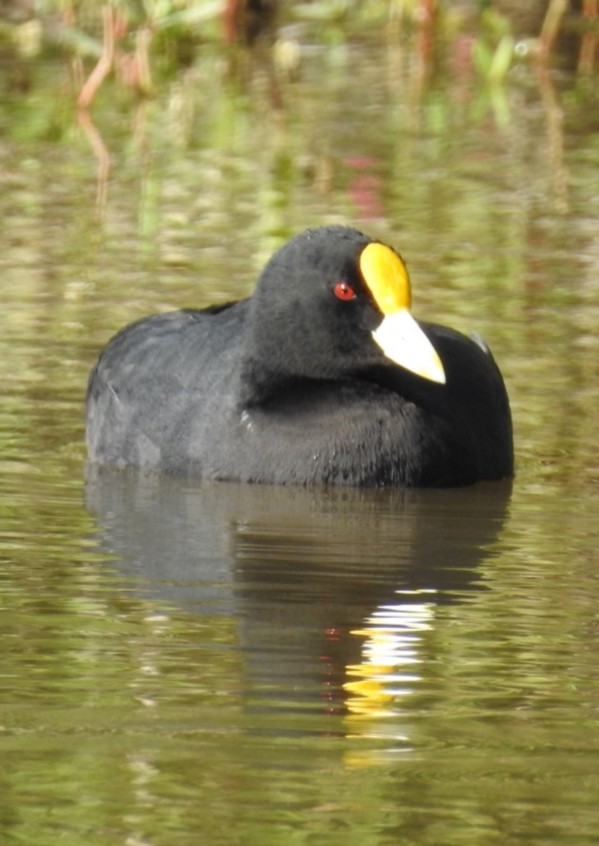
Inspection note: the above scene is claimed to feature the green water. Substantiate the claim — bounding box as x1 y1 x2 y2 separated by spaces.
1 36 599 846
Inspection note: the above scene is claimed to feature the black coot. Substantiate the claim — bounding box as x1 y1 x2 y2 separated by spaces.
86 226 513 486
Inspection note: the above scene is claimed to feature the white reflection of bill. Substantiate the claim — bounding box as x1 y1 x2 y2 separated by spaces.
344 588 437 733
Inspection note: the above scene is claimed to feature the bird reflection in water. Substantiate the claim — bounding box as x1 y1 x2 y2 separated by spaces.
345 589 437 720
86 470 511 754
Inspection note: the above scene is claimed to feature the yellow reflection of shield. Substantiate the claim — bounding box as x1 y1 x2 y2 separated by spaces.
344 590 437 724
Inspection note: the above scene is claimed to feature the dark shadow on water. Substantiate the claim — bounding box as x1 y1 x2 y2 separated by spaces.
85 467 512 720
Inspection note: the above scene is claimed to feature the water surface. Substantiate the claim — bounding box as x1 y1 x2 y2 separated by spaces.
1 37 599 846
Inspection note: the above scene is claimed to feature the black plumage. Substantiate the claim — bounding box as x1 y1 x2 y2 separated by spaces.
86 226 513 486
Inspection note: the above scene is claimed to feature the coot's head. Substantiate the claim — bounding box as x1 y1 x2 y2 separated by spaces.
241 226 445 400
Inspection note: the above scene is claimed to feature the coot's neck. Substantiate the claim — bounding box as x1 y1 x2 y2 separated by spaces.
356 362 448 414
235 290 312 407
235 356 291 408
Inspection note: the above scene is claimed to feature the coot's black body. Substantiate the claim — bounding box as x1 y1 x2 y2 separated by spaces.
86 226 513 486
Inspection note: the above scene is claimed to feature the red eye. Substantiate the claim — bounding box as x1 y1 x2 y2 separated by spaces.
334 281 357 301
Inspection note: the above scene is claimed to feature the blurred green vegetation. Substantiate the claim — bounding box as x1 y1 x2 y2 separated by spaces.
0 0 596 152
0 0 597 106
